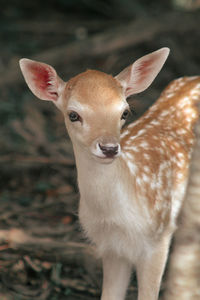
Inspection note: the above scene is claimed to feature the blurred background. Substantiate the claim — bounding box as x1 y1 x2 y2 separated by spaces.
0 1 200 299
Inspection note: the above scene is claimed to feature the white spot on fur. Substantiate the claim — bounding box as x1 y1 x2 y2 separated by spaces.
176 128 187 135
166 93 174 98
129 129 147 141
191 112 197 118
150 180 157 190
177 172 184 180
126 152 133 160
140 141 149 149
160 110 169 117
143 153 150 160
124 145 139 153
125 139 131 145
128 119 141 128
177 159 185 168
186 116 192 123
137 129 146 136
184 107 193 114
191 95 199 100
126 160 137 175
136 177 142 186
143 166 150 173
130 145 139 152
187 76 198 81
190 89 198 95
121 130 129 138
161 141 166 147
130 136 136 141
182 96 189 104
177 152 184 158
145 124 153 129
178 102 187 109
142 173 150 183
150 120 160 126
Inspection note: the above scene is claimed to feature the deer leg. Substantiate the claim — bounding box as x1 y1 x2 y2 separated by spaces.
136 235 171 300
101 253 132 300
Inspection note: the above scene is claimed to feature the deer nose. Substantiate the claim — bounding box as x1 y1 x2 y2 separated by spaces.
98 143 119 158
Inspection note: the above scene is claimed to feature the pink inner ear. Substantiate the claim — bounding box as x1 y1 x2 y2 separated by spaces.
135 57 155 84
30 63 58 100
116 47 170 97
125 55 159 97
125 57 156 96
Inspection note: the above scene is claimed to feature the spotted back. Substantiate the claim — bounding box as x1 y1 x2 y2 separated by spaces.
120 77 200 229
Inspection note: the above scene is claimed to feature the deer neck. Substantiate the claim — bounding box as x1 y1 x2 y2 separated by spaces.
72 141 130 204
73 141 121 178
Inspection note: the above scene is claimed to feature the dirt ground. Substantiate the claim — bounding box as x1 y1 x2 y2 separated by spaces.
0 1 200 299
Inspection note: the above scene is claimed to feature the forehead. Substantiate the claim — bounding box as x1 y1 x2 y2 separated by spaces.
65 70 124 109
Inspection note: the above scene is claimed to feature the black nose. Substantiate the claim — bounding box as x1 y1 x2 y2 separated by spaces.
99 143 119 158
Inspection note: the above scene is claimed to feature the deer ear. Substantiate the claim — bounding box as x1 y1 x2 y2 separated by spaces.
19 59 64 101
115 48 170 98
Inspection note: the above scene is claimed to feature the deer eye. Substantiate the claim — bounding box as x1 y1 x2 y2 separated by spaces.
68 111 81 122
121 109 129 120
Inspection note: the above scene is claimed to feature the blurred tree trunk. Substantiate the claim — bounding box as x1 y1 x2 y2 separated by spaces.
163 104 200 299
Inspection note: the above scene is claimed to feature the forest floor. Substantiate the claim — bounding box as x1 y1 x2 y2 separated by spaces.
0 4 200 299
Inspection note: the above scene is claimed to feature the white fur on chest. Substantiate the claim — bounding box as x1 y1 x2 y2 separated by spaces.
77 157 152 262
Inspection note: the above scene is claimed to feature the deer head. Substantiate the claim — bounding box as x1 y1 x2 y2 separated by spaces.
19 48 169 164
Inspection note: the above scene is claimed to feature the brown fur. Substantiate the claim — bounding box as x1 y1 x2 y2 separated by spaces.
65 70 123 108
121 77 200 230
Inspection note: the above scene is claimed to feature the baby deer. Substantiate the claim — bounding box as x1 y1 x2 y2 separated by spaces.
19 48 200 300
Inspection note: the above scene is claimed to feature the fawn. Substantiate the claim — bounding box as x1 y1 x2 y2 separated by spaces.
19 48 200 300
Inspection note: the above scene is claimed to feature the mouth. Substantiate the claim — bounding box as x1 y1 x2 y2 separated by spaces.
92 154 118 164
